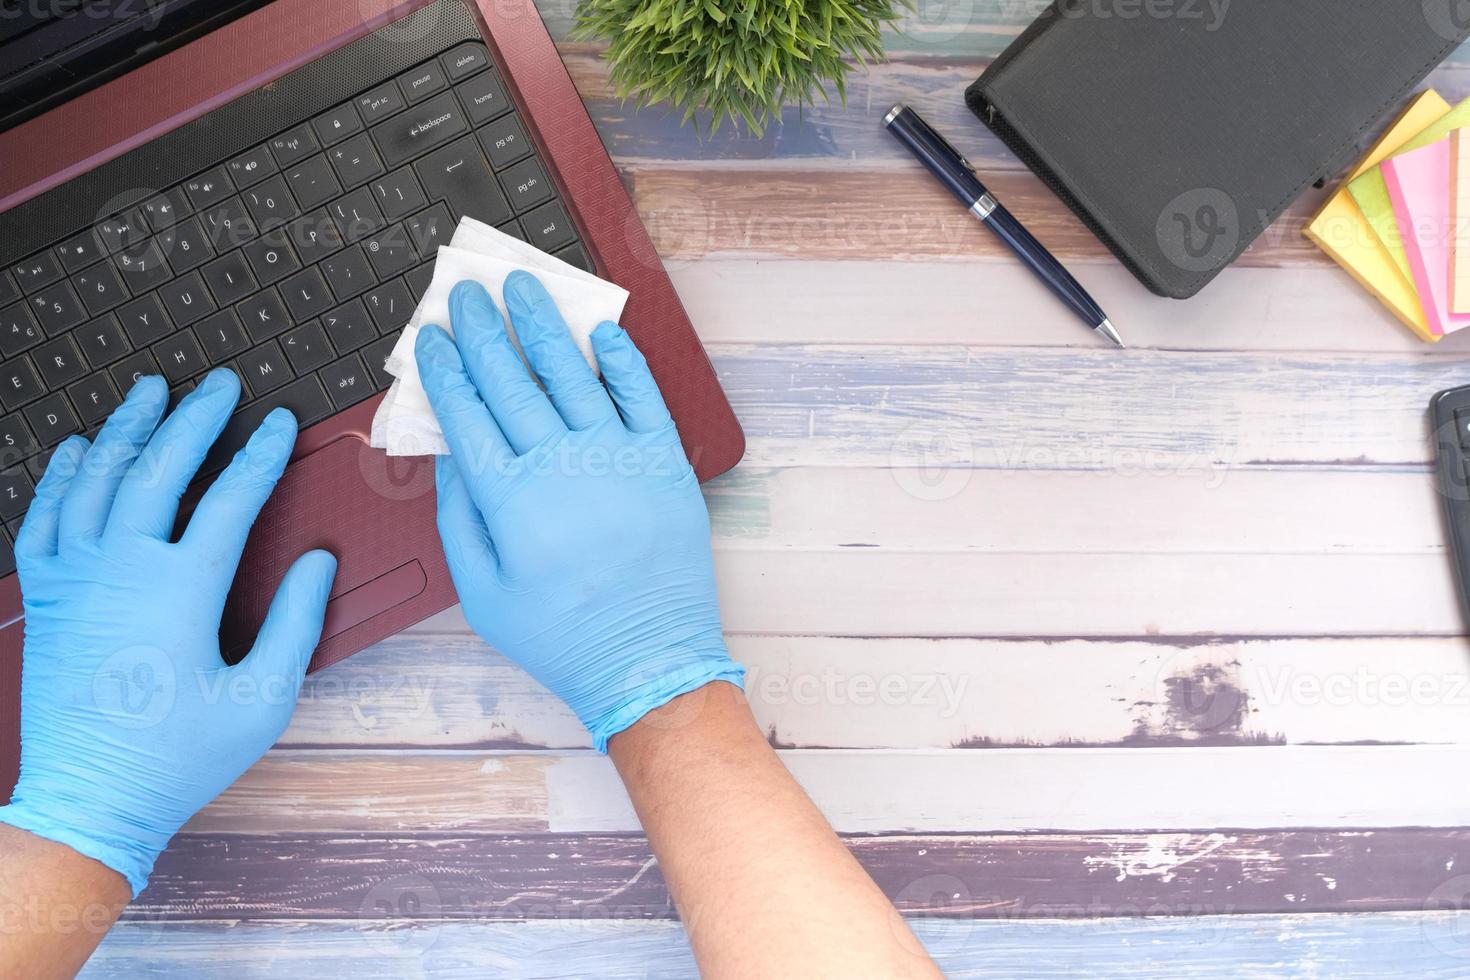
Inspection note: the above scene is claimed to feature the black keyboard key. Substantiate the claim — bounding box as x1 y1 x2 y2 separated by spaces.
285 155 343 212
286 209 346 265
242 230 301 285
238 340 292 395
364 224 418 279
405 261 435 303
322 298 376 352
227 143 278 189
281 321 334 374
141 186 191 229
237 288 291 343
554 243 593 275
269 124 320 168
0 415 36 464
0 466 33 521
497 156 552 214
371 167 428 221
364 279 413 333
497 219 526 243
73 260 129 316
243 175 300 229
0 304 42 357
478 113 531 168
362 334 398 389
356 81 405 123
28 284 87 334
158 271 217 327
201 196 257 251
279 268 334 321
202 375 330 475
155 216 214 273
328 186 386 242
320 244 376 299
0 272 17 307
523 200 576 253
116 240 172 293
442 42 490 81
312 103 363 147
372 90 468 168
184 166 234 211
416 136 511 224
74 314 129 367
96 209 151 254
12 252 62 294
152 331 206 383
398 60 447 104
67 372 122 427
24 394 79 449
405 203 453 256
201 250 258 306
0 530 14 575
108 350 159 393
327 132 385 188
56 229 106 273
319 353 373 409
0 357 43 410
456 69 510 125
33 335 87 388
195 310 250 363
116 293 173 347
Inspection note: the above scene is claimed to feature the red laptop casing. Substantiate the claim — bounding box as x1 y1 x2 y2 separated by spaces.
0 0 744 800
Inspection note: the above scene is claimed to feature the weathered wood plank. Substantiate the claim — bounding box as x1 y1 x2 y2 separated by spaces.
279 634 1470 751
131 829 1470 921
81 914 1470 978
181 746 1470 834
708 345 1456 469
670 260 1470 353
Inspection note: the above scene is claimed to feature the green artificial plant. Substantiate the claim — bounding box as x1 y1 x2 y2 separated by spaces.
574 0 910 136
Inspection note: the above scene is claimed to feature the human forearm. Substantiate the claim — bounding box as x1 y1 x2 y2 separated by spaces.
0 824 128 978
609 682 941 980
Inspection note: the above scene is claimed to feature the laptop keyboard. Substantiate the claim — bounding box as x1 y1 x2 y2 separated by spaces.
0 38 590 575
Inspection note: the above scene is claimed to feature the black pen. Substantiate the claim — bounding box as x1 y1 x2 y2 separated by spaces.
884 104 1124 348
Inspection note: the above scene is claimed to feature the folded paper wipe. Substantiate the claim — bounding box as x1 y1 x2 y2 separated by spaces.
370 217 630 455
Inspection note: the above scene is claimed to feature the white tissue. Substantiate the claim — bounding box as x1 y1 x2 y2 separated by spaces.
369 217 629 456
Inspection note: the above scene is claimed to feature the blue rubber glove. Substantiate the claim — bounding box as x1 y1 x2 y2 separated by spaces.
0 368 337 896
416 272 744 751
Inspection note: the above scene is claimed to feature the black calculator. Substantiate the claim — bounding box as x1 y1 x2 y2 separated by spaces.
1430 385 1470 623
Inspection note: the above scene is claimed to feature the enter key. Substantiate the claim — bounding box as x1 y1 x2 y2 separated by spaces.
413 136 512 227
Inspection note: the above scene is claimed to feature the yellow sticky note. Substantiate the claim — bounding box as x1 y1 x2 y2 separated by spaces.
1307 90 1450 343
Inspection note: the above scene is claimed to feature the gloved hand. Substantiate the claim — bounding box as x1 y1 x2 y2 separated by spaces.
0 368 337 896
416 272 744 751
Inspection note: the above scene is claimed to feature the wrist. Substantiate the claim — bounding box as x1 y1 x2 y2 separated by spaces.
0 786 171 898
607 677 761 769
583 648 746 754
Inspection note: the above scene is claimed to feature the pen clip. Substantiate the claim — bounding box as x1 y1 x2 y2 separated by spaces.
905 108 976 174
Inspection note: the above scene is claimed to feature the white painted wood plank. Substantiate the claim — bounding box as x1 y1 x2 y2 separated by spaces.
709 550 1461 636
673 260 1470 354
283 635 1470 751
706 467 1445 554
544 745 1470 833
80 914 1470 979
712 345 1457 470
182 745 1470 833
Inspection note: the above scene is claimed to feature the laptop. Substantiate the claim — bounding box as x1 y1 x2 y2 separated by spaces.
0 0 745 799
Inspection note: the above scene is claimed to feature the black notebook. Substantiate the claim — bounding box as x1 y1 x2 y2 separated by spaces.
966 3 1470 299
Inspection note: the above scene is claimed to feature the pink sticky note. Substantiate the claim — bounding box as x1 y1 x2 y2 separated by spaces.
1383 138 1467 336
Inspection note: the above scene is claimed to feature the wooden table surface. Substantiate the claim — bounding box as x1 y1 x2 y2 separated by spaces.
82 4 1470 976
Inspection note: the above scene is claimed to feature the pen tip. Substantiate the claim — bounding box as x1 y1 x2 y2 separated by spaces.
1097 319 1126 348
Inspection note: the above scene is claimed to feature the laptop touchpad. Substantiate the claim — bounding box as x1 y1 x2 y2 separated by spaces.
218 433 438 666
